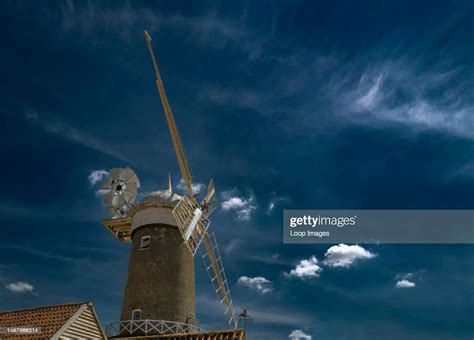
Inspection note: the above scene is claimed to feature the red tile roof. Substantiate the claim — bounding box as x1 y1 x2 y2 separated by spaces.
0 302 86 339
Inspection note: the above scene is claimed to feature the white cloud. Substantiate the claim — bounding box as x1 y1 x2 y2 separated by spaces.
394 272 419 288
88 169 109 186
396 272 414 280
356 73 385 110
5 281 34 293
200 86 267 113
55 2 264 59
238 276 273 294
222 197 246 209
395 279 416 288
221 190 256 221
177 178 205 194
289 329 312 339
224 239 242 254
0 245 89 265
266 192 290 214
323 244 376 268
26 112 127 161
287 256 322 278
344 63 474 139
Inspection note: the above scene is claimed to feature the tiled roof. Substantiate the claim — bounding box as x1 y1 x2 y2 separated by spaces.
0 302 86 339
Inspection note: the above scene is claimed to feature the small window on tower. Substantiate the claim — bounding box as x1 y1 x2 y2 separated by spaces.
139 236 151 249
132 309 142 320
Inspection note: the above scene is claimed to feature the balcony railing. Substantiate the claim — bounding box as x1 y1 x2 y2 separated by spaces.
105 319 204 337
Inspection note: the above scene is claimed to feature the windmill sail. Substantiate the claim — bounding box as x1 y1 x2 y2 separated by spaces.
201 232 238 328
173 195 210 254
144 30 194 198
144 30 238 329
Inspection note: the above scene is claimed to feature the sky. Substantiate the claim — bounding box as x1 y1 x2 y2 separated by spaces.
0 1 473 339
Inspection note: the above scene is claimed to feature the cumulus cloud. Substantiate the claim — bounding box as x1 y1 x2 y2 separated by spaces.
395 272 418 288
395 279 416 288
289 329 312 339
238 276 273 294
323 244 376 268
221 190 256 220
5 281 34 293
177 178 206 194
88 169 109 186
287 256 322 278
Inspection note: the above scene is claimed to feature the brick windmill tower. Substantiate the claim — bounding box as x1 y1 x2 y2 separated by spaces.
99 32 243 339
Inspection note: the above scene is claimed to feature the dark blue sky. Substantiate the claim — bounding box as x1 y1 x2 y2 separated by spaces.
0 1 473 339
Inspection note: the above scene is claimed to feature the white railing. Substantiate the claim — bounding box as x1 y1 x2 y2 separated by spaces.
105 319 204 337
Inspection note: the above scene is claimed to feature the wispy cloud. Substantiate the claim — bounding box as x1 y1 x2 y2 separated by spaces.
286 256 322 279
323 244 376 268
244 252 294 266
200 48 473 141
223 238 243 255
238 276 273 294
0 244 90 265
199 86 268 114
26 111 127 161
88 169 109 186
177 178 205 195
5 281 34 293
196 294 314 328
355 72 386 110
247 308 314 328
0 201 104 223
342 61 473 139
45 2 474 141
221 189 256 221
56 2 263 59
266 192 290 214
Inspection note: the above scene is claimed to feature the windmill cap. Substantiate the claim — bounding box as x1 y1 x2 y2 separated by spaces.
139 190 182 206
130 190 183 233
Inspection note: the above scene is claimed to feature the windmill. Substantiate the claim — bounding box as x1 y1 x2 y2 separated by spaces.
99 31 238 338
